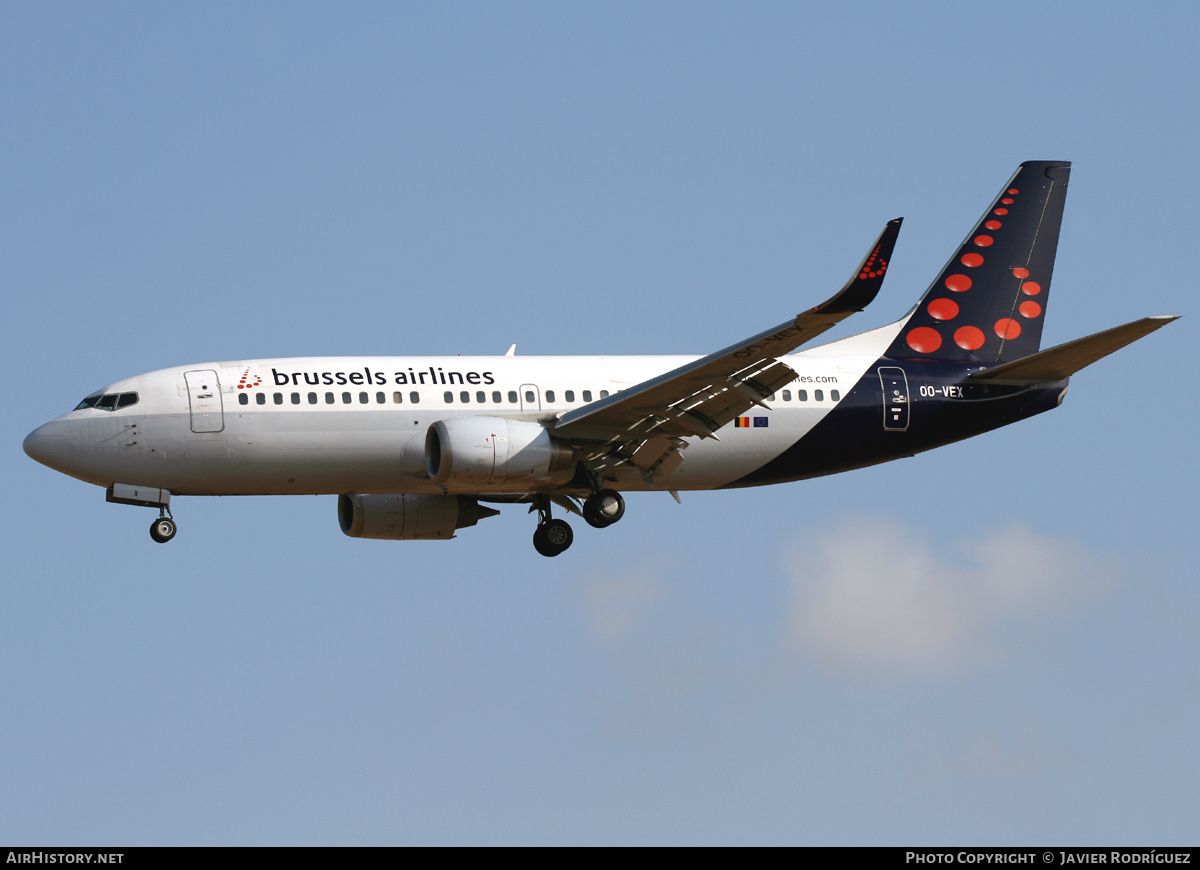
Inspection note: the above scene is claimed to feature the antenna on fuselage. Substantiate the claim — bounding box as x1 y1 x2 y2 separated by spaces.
505 344 517 356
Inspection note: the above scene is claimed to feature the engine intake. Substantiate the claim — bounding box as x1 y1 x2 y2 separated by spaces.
338 493 499 540
425 416 574 486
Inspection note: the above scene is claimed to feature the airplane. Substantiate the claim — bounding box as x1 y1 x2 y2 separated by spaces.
23 161 1177 556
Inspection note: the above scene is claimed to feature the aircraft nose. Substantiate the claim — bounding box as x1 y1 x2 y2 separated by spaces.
23 419 72 472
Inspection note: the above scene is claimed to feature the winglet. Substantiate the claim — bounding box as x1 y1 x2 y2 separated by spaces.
810 217 903 318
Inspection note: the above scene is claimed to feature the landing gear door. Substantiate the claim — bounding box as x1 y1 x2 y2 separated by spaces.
185 370 225 433
878 367 910 432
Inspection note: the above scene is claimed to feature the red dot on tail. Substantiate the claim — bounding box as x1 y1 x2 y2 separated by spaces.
961 253 984 267
928 298 959 320
1008 188 1019 194
974 235 994 247
907 327 942 353
1021 281 1042 295
984 220 1002 230
1012 267 1030 279
1001 198 1014 205
945 274 972 292
995 318 1022 339
955 326 985 350
994 208 1008 215
1019 301 1042 318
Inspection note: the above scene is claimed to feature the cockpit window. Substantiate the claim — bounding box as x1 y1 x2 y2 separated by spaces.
75 392 138 412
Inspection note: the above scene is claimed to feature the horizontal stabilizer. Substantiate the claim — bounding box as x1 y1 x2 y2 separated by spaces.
969 316 1179 384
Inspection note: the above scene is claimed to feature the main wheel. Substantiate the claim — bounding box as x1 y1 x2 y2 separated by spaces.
533 518 574 557
149 516 177 543
583 489 625 528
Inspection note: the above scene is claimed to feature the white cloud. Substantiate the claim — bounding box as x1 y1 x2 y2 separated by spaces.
785 517 1112 679
581 558 670 641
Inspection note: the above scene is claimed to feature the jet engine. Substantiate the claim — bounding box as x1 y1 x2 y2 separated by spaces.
424 416 574 486
338 493 499 540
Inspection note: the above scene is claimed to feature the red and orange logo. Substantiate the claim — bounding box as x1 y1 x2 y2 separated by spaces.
236 369 263 390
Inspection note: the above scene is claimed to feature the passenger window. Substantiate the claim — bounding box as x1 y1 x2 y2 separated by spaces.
582 390 592 402
565 390 575 403
256 393 266 405
831 390 840 401
342 392 352 404
359 392 369 404
325 392 335 404
524 390 535 403
782 390 792 401
444 391 454 403
238 394 248 405
546 390 555 403
460 391 470 403
117 393 139 409
274 393 283 405
476 391 486 403
815 389 824 402
797 390 808 401
376 392 386 404
393 392 403 404
291 393 300 404
409 391 420 404
508 391 518 404
492 391 502 403
600 390 609 399
308 392 318 404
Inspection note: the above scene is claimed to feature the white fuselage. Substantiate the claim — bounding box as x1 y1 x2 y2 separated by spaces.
29 339 891 498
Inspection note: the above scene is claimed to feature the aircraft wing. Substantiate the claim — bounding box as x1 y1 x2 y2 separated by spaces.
550 218 902 480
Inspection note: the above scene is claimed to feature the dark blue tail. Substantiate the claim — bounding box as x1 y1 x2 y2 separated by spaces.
885 161 1071 364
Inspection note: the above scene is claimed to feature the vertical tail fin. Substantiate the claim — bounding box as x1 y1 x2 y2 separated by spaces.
885 161 1071 364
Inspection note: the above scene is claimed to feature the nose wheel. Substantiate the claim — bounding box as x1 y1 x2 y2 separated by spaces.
149 515 177 543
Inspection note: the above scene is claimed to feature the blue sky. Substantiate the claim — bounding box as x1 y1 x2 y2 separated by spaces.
2 2 1196 845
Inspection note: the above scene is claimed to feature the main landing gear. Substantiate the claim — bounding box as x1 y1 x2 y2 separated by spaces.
531 494 573 557
530 489 626 557
583 489 625 529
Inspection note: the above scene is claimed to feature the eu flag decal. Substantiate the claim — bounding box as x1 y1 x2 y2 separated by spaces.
735 417 751 428
753 417 768 428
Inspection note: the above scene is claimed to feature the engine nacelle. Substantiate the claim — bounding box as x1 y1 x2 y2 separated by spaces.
338 493 499 540
425 416 574 486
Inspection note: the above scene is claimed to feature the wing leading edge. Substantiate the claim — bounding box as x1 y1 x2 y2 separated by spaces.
551 218 902 481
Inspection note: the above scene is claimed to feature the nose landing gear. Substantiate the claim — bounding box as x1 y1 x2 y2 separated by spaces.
149 504 177 543
150 515 177 543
